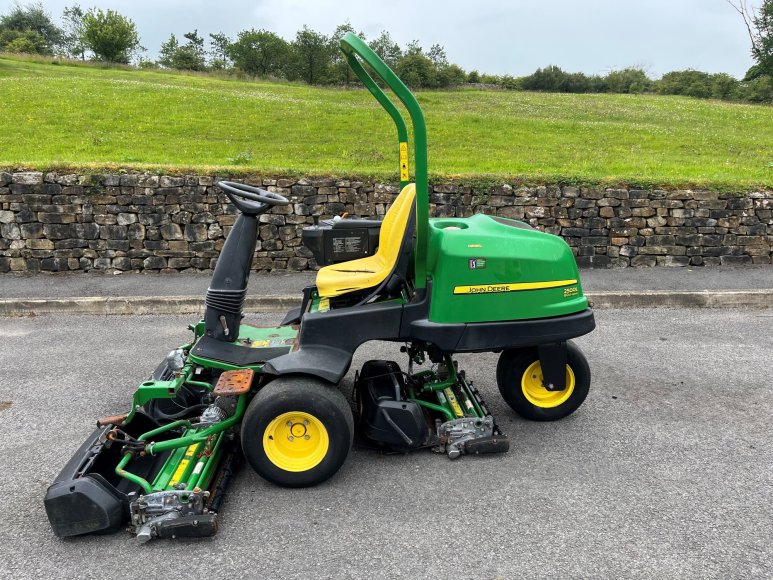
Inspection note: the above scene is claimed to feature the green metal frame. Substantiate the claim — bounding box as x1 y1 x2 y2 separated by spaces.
340 32 429 290
115 394 247 495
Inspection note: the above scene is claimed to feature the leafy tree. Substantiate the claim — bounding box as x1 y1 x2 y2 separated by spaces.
368 30 401 67
329 21 361 85
158 33 179 67
158 30 206 71
427 44 447 67
727 1 773 81
522 65 573 92
404 39 423 57
395 52 437 88
180 30 206 70
81 8 141 63
0 2 62 54
466 70 480 83
209 32 231 69
61 4 85 59
391 39 463 88
227 29 290 77
290 26 331 84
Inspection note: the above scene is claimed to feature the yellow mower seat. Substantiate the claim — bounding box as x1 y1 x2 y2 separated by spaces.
316 183 416 298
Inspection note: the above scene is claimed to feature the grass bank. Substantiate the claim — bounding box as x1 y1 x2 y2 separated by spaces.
1 56 771 190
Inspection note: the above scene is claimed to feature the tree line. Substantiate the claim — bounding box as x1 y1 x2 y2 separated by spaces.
1 1 771 103
155 25 467 88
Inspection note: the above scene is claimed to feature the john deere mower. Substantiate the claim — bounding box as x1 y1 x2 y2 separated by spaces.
45 33 595 542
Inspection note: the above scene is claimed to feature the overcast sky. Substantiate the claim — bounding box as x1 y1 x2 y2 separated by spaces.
10 0 759 78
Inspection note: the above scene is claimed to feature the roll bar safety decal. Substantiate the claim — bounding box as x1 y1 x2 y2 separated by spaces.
399 142 409 181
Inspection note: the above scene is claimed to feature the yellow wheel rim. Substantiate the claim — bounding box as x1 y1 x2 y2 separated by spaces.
263 411 329 472
521 361 576 409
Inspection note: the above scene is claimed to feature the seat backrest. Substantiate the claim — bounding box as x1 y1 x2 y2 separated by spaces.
376 183 416 266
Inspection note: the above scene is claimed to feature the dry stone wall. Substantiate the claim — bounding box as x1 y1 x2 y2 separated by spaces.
0 171 771 273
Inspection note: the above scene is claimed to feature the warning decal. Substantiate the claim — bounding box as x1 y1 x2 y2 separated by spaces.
399 142 409 181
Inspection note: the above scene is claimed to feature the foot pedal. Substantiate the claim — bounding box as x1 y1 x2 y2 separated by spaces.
463 435 510 455
213 369 254 396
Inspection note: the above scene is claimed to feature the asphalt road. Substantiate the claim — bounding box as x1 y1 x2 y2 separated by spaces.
0 309 771 579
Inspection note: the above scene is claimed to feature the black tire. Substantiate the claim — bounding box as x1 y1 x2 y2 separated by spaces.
241 376 354 488
496 342 591 421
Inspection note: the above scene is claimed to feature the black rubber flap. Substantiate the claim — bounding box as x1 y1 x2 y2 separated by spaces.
192 335 291 366
155 514 219 539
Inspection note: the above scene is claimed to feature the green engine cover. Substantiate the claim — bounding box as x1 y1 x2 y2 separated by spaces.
426 214 588 324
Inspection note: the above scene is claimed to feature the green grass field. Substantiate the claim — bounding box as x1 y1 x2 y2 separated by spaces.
1 56 771 189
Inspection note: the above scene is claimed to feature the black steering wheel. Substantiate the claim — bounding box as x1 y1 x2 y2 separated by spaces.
217 181 290 216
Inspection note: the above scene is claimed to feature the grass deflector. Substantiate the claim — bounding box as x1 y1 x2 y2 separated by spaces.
45 33 595 542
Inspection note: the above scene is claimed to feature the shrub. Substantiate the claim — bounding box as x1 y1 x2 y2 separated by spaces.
0 2 61 55
711 73 740 99
395 53 437 88
605 68 652 94
499 75 521 90
657 70 712 96
738 75 773 102
0 28 47 53
436 63 466 87
479 73 500 85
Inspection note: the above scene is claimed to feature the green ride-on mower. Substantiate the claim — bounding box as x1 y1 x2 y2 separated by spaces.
45 33 595 542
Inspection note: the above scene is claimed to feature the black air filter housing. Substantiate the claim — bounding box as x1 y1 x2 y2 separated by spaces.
301 219 381 266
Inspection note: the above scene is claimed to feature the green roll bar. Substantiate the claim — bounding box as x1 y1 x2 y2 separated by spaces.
339 32 429 290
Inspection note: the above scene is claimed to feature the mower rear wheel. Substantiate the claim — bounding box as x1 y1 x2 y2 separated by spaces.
241 376 354 488
496 342 590 421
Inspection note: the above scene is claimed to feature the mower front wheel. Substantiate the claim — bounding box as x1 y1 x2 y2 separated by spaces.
496 342 590 421
241 376 354 488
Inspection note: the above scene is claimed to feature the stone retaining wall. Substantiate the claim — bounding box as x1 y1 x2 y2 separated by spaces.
0 171 771 273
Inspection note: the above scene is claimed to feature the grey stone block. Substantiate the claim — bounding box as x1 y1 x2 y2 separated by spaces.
143 256 167 269
630 255 656 267
12 172 43 185
1 223 21 240
160 223 183 240
184 223 208 241
720 255 752 265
